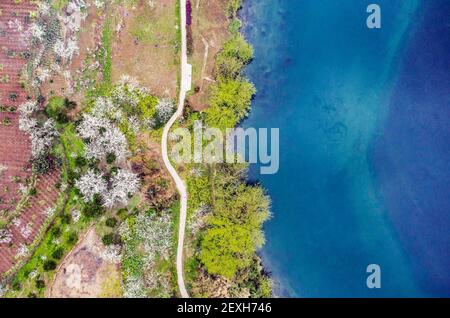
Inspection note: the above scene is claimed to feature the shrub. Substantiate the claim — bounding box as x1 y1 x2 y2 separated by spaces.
229 18 242 34
35 279 45 289
82 194 104 218
227 0 242 17
23 269 31 279
64 98 77 110
45 96 65 118
88 159 99 169
117 208 128 221
12 280 21 291
54 156 63 168
75 156 87 167
61 214 72 224
102 233 114 246
29 187 37 196
2 117 11 125
55 112 69 124
145 208 156 217
106 153 116 164
52 247 64 260
67 169 80 185
37 95 45 105
50 226 61 238
43 260 57 271
31 154 53 174
46 96 75 124
137 95 158 119
105 217 117 228
66 232 78 245
187 26 193 56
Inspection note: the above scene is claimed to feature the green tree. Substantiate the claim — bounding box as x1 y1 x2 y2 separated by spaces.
227 0 242 17
199 166 270 279
187 167 212 212
200 221 254 279
216 35 253 79
205 79 255 130
214 184 269 244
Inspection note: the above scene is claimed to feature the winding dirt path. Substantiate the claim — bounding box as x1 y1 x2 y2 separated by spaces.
161 0 191 298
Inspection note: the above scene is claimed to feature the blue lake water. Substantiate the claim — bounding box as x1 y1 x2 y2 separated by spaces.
241 0 450 297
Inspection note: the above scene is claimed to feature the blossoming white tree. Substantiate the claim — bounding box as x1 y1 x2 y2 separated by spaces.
18 100 38 117
38 2 51 16
137 213 172 261
119 211 172 297
36 67 51 83
77 114 129 162
44 206 56 218
18 116 37 132
92 97 123 121
16 244 29 258
155 99 174 124
110 75 154 117
75 168 139 208
71 209 81 223
28 23 45 42
20 223 33 239
54 39 79 61
75 169 107 202
18 101 58 158
101 244 121 264
8 19 23 32
28 119 59 158
103 169 140 208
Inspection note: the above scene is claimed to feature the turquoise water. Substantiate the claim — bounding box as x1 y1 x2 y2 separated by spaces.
241 0 450 297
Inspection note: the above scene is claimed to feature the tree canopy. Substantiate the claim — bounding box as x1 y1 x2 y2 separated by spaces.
199 165 270 279
216 35 253 79
205 78 255 130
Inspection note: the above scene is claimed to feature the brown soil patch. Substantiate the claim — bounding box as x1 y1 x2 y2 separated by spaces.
112 0 178 98
48 227 122 298
131 134 177 208
187 0 230 110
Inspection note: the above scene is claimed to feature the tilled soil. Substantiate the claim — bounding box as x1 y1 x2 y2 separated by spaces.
0 1 61 276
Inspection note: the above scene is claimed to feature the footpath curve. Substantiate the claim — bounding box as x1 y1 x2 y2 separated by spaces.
161 0 191 298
